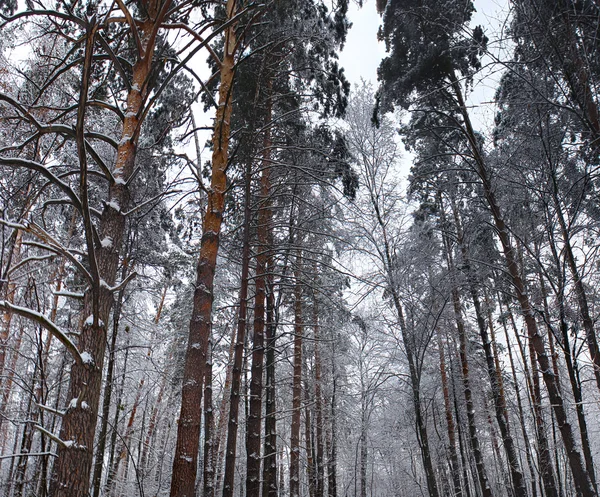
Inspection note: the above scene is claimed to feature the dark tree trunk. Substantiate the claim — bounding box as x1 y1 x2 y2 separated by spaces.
451 75 595 497
289 249 303 497
438 331 463 497
222 152 253 497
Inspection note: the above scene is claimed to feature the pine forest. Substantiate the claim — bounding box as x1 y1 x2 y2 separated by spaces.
2 0 600 496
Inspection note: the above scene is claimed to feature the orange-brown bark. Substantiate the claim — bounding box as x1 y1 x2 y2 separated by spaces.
169 2 238 494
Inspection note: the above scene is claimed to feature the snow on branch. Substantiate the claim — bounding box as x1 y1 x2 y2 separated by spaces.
0 300 84 365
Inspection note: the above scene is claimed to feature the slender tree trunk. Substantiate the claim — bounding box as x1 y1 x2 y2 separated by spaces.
246 96 273 496
441 228 492 497
221 153 252 497
92 259 131 497
327 370 337 497
262 255 278 497
447 197 525 497
550 173 600 394
305 375 316 497
290 249 304 497
214 325 237 495
105 337 131 495
502 297 559 497
499 302 538 497
313 289 325 497
438 331 463 497
451 75 595 497
203 341 215 497
170 2 238 494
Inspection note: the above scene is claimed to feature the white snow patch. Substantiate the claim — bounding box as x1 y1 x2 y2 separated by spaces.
84 315 94 326
81 401 90 410
114 177 126 185
180 455 193 462
100 237 113 248
106 201 121 212
80 352 94 365
68 397 79 410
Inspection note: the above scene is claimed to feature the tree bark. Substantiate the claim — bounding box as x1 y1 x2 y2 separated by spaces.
221 151 252 497
170 2 238 495
451 74 595 497
246 93 272 497
49 13 160 493
289 249 303 497
438 331 463 497
446 196 525 497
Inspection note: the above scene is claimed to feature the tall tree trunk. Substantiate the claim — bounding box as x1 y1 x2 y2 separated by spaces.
246 95 272 497
501 296 560 497
326 369 337 497
262 255 278 497
170 2 238 494
438 331 463 497
441 226 492 497
448 202 527 497
451 75 595 497
105 335 131 495
499 300 538 497
313 289 325 497
91 257 131 497
221 151 252 497
290 249 304 497
447 197 525 497
203 341 215 497
49 14 160 493
214 325 238 495
550 172 600 394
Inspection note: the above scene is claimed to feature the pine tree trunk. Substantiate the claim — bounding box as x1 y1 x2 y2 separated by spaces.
499 300 538 497
222 152 252 497
203 342 215 497
92 263 129 497
551 173 600 396
49 15 158 493
214 325 237 495
447 197 525 497
289 249 304 497
438 331 463 497
262 255 278 497
504 297 559 497
313 291 325 497
246 99 272 497
450 75 595 497
441 228 492 497
170 2 238 494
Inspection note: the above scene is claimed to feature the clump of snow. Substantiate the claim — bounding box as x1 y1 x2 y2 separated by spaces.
80 352 94 365
100 237 113 248
68 397 79 410
106 201 121 212
84 315 94 326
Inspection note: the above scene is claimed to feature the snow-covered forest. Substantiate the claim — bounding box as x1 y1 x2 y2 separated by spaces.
1 0 600 496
